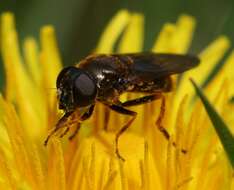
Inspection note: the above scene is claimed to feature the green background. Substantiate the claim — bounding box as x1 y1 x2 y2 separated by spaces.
0 0 233 87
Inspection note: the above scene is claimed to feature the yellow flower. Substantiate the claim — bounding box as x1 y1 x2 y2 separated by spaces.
0 9 233 190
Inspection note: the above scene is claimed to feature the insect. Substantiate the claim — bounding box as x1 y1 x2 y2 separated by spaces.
44 52 200 160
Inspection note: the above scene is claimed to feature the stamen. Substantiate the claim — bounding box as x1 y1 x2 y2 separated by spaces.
0 147 17 189
143 141 150 190
48 139 66 190
83 156 93 190
119 160 128 190
90 143 96 189
31 144 46 190
166 138 174 189
139 160 144 189
103 171 117 190
176 176 193 189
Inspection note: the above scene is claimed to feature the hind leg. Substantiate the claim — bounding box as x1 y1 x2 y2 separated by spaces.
155 96 171 140
156 96 187 153
107 104 137 161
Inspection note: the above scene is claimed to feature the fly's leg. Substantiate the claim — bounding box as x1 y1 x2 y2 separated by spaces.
44 105 95 145
105 93 161 160
59 127 70 138
59 118 80 138
121 93 173 144
68 104 95 140
120 93 174 146
44 111 72 146
68 123 81 140
121 93 162 107
155 95 170 139
120 94 186 153
103 108 110 131
108 104 137 161
156 96 187 153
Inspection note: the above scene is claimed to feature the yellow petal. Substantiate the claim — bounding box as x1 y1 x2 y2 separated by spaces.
0 97 39 189
152 23 176 52
23 37 41 85
173 36 230 124
40 26 62 115
95 10 130 53
47 139 66 190
171 14 196 53
1 13 46 138
197 36 230 84
213 51 234 98
40 25 62 89
152 15 195 53
30 144 46 190
0 146 17 189
1 12 29 101
118 13 144 53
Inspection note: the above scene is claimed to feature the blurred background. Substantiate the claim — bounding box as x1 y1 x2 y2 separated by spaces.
0 0 233 87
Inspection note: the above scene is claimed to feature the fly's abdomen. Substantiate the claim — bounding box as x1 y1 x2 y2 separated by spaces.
126 76 173 93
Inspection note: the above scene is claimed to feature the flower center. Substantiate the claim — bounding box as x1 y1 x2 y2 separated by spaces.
79 131 145 161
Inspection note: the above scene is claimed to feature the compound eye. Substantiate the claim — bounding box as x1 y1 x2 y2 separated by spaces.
75 74 96 96
56 66 79 88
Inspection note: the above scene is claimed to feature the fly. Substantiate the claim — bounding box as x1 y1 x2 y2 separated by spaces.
44 52 200 161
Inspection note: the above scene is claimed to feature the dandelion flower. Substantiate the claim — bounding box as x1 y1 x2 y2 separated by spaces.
0 10 233 190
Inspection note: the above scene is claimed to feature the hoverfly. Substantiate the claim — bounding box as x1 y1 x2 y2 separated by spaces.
44 53 200 160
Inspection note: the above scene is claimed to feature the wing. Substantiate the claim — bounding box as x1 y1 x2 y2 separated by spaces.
116 52 200 80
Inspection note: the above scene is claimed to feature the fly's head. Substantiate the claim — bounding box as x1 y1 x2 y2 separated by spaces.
56 66 97 112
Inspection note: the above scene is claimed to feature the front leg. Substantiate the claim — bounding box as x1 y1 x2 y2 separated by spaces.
107 104 137 161
44 105 95 145
68 104 95 140
44 111 73 146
